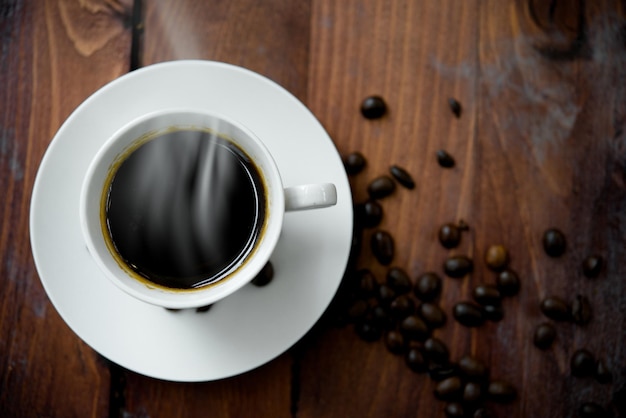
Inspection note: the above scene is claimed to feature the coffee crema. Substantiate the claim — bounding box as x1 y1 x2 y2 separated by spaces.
102 128 267 290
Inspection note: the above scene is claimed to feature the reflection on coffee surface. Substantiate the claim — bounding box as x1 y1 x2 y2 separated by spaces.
104 128 266 290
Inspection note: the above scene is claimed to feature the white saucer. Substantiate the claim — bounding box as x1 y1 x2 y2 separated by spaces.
29 61 353 382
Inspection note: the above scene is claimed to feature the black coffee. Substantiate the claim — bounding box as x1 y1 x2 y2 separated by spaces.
103 128 266 290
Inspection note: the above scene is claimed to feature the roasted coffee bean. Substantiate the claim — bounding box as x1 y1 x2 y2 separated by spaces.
371 230 394 265
424 337 450 364
389 295 416 319
435 376 463 401
371 305 394 329
543 228 566 257
385 330 406 355
571 349 596 378
463 381 483 403
487 380 517 403
347 229 363 270
444 255 474 278
578 402 609 418
533 323 556 350
472 284 502 306
571 294 592 326
473 408 494 418
436 149 456 168
453 302 485 327
595 359 612 384
582 255 603 278
355 320 382 342
357 200 383 228
414 272 443 301
540 296 570 321
389 165 415 189
406 347 427 373
448 97 462 118
496 269 520 297
458 355 488 381
355 269 378 297
439 223 462 249
367 176 396 199
347 299 369 321
386 267 412 294
251 261 274 286
485 245 509 271
400 315 430 341
361 95 387 119
418 303 447 328
429 363 459 381
343 151 366 175
444 402 465 418
377 284 397 307
483 304 504 322
195 304 213 313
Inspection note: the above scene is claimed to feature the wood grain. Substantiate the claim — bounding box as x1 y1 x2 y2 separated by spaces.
0 0 131 416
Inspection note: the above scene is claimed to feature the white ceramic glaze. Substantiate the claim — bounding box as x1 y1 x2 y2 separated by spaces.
29 60 353 381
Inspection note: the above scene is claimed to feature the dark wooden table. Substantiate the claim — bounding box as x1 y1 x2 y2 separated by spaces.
2 1 625 417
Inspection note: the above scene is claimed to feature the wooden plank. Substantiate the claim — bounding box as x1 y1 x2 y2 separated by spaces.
299 1 626 417
0 0 132 416
120 1 310 416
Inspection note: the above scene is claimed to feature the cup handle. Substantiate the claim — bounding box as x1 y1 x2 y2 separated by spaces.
284 183 337 212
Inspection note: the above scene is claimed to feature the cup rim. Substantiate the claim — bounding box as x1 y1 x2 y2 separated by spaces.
80 108 285 309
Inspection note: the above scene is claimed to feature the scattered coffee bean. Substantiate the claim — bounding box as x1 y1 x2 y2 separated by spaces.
389 295 416 319
444 255 474 278
472 284 502 306
385 330 406 355
463 381 483 403
361 95 387 119
414 272 443 301
389 165 415 189
595 359 612 384
483 304 504 322
251 261 274 286
377 284 397 307
496 269 520 297
371 305 394 329
473 408 494 418
347 299 369 321
439 223 462 249
355 320 382 342
356 200 383 229
448 97 462 118
582 255 603 278
485 245 509 271
578 402 609 418
386 267 412 294
355 269 378 297
343 151 366 175
444 402 465 418
435 376 463 401
571 349 596 378
367 176 396 199
400 315 430 341
406 347 427 373
487 380 517 403
571 294 592 326
453 302 485 327
533 323 556 350
612 385 626 417
418 303 447 328
543 228 566 257
458 355 488 381
195 304 213 313
424 337 450 364
540 296 570 321
371 230 395 265
436 149 456 168
429 363 459 381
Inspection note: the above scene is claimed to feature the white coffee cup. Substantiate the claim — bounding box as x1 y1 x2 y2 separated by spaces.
80 109 337 309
